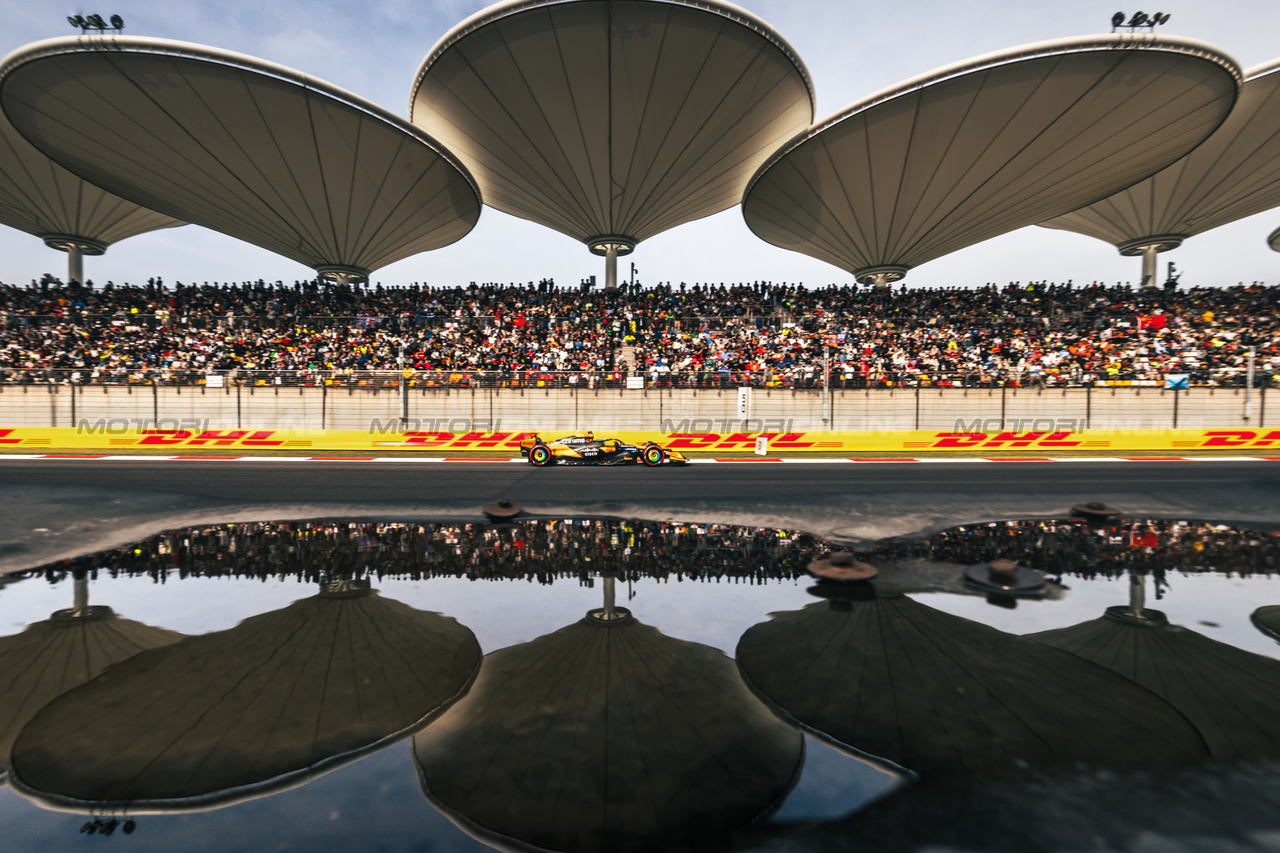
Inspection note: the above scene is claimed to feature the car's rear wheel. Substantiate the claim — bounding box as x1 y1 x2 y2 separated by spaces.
642 445 666 466
529 445 554 466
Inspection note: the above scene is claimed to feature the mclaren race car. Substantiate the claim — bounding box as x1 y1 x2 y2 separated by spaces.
519 432 688 466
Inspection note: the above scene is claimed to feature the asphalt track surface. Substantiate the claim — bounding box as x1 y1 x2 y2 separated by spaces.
0 457 1275 502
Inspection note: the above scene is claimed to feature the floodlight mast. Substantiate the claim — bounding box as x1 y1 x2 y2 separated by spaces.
1111 11 1170 33
66 13 125 34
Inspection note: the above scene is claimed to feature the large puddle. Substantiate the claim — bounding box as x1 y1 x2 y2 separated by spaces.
2 517 1279 852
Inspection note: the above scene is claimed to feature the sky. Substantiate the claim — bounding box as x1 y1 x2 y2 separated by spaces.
2 0 1280 291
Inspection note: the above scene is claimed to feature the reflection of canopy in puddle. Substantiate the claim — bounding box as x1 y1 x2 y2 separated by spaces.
1254 604 1280 640
0 579 182 782
413 593 803 853
736 593 1208 778
8 583 481 812
1030 578 1280 760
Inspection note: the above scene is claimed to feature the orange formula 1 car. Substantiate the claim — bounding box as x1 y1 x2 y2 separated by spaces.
518 432 689 467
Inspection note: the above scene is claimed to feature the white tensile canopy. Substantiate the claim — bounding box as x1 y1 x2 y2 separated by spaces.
0 37 482 284
0 113 183 281
410 0 815 287
742 35 1241 286
1040 59 1280 284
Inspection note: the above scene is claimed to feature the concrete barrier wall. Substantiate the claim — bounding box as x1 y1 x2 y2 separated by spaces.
0 383 1267 431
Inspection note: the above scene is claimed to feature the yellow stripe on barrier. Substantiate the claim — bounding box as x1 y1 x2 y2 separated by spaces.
1 426 1278 453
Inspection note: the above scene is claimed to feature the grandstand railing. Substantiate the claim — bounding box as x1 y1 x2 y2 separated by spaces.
0 367 1269 389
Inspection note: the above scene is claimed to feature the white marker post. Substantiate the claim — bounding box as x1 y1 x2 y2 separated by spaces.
1245 346 1256 423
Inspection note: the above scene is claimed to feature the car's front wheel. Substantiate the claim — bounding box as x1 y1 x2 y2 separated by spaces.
642 445 666 466
529 445 554 466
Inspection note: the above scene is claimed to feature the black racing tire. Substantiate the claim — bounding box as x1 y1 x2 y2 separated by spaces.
642 444 666 466
529 445 554 466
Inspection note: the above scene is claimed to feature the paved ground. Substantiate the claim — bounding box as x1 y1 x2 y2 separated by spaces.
0 456 1275 501
0 456 1276 577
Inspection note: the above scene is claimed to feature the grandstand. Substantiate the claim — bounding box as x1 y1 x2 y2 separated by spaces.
1 278 1274 389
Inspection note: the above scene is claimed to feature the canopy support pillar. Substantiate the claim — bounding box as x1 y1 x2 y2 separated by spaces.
1141 245 1159 290
41 234 107 284
68 246 84 284
588 237 635 291
855 265 910 291
1117 236 1184 290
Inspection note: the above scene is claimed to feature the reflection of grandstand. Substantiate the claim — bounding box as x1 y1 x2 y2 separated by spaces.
23 517 1277 593
879 518 1280 584
29 519 819 586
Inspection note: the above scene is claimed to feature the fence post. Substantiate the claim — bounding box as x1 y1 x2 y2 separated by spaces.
152 380 159 424
1172 387 1179 428
237 384 242 429
1085 385 1092 430
1000 385 1006 430
914 385 920 430
50 384 57 428
70 383 76 428
321 383 327 430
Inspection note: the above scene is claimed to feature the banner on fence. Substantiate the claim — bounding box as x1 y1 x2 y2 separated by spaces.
1 426 1279 453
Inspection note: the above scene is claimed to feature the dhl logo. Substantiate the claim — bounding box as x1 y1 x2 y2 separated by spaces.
926 431 1085 448
663 433 816 450
385 431 818 450
1196 430 1280 447
393 431 537 448
137 430 286 446
0 428 19 444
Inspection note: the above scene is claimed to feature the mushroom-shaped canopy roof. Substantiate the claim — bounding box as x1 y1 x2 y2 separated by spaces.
1040 59 1280 251
0 37 481 281
8 586 481 812
742 35 1241 283
1029 606 1280 760
0 113 183 252
1267 225 1280 253
736 595 1209 778
0 605 182 781
409 0 814 252
413 611 803 853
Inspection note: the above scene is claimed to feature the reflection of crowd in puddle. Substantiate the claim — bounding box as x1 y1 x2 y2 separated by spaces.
29 519 818 585
878 518 1280 585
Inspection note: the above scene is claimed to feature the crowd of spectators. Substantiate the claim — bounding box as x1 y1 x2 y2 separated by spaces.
1 274 1276 388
